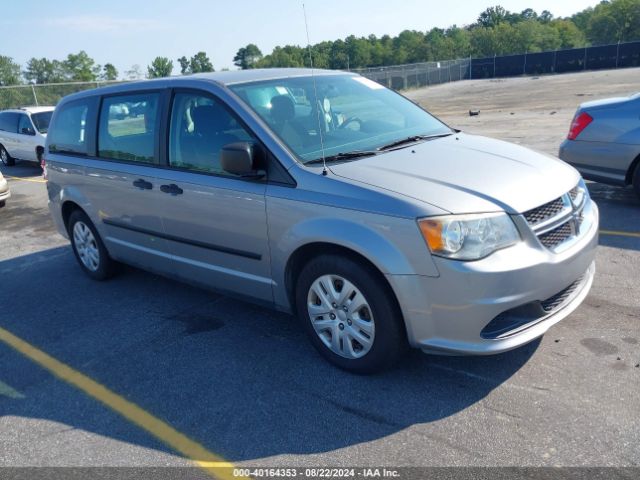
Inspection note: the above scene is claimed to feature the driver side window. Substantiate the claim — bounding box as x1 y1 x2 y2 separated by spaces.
169 92 254 175
18 115 34 135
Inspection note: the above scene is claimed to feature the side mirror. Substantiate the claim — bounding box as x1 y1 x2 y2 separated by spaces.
220 142 264 177
21 127 35 136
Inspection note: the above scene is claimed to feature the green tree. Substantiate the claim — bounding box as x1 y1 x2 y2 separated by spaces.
24 58 66 84
234 44 263 69
63 51 99 81
101 63 118 81
177 56 190 74
539 10 554 24
477 6 508 28
147 57 173 78
189 52 214 73
587 0 640 44
125 64 143 80
0 56 21 86
551 19 586 48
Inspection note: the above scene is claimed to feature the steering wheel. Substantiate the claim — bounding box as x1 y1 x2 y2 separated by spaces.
338 116 363 130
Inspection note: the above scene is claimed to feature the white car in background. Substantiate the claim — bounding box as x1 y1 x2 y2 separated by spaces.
0 106 55 167
0 170 9 207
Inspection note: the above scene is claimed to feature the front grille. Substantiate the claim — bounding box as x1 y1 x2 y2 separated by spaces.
523 197 564 226
523 183 587 252
541 275 584 312
538 222 573 249
569 187 579 202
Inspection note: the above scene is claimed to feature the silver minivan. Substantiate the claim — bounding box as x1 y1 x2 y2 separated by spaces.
45 69 598 373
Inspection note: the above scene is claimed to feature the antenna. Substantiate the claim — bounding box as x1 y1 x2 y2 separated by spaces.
303 2 328 176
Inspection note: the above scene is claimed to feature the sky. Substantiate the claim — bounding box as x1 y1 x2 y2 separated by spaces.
1 0 602 77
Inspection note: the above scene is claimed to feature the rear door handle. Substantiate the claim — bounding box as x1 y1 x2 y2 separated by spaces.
160 184 183 195
133 179 153 190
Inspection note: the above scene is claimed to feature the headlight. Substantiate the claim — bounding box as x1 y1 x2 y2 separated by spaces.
418 213 520 261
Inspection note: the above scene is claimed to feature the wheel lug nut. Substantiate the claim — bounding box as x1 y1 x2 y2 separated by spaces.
343 306 348 311
329 313 336 320
338 323 344 330
332 303 337 308
347 319 352 326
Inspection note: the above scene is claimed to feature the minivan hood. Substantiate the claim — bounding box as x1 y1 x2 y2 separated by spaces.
329 133 580 214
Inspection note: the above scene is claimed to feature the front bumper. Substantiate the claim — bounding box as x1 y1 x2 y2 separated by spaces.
0 178 10 203
387 202 599 355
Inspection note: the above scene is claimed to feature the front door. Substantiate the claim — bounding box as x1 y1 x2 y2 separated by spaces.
157 90 273 302
17 114 36 160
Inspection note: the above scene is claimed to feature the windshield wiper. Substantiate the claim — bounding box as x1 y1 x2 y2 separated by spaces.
377 132 454 151
305 150 380 165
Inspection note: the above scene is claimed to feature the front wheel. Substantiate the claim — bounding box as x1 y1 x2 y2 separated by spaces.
0 145 15 166
67 210 117 280
295 254 407 374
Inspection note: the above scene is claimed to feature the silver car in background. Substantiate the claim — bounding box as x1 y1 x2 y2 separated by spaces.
559 93 640 199
45 70 598 373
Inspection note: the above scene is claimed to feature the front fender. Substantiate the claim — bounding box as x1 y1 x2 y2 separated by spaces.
267 197 439 311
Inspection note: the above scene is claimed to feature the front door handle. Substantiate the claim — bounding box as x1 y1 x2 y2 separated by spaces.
133 179 153 190
160 183 183 195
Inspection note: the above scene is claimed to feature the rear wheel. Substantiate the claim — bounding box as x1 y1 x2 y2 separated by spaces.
633 162 640 200
295 254 406 374
67 210 117 280
0 145 15 166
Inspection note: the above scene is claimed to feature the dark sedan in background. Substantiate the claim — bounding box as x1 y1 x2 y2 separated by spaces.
560 93 640 199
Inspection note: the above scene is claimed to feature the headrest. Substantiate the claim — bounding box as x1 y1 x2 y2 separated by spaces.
270 95 295 123
191 104 230 135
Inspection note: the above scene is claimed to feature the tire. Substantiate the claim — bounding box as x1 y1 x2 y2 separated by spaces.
295 254 407 374
633 162 640 200
0 145 15 166
67 209 117 280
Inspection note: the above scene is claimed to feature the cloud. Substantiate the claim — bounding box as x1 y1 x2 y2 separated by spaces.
43 15 165 33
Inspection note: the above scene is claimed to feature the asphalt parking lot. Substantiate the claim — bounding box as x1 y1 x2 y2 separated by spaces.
1 78 639 477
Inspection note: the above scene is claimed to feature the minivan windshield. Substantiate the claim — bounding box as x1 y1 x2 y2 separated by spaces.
31 111 53 134
230 75 452 164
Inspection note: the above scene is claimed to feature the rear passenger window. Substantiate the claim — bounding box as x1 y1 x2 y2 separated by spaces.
0 112 19 133
169 92 254 175
48 100 94 155
98 93 159 163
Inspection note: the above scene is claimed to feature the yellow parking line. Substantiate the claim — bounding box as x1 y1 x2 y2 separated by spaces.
4 175 46 184
600 229 640 239
0 326 241 480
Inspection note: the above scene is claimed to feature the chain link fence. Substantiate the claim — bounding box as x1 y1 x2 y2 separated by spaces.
471 40 640 78
0 80 124 110
355 40 640 89
354 59 471 90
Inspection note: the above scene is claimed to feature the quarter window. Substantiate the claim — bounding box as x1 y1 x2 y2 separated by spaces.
98 93 159 163
48 100 93 155
169 92 254 175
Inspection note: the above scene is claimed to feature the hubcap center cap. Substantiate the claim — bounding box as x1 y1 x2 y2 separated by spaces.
337 309 347 322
